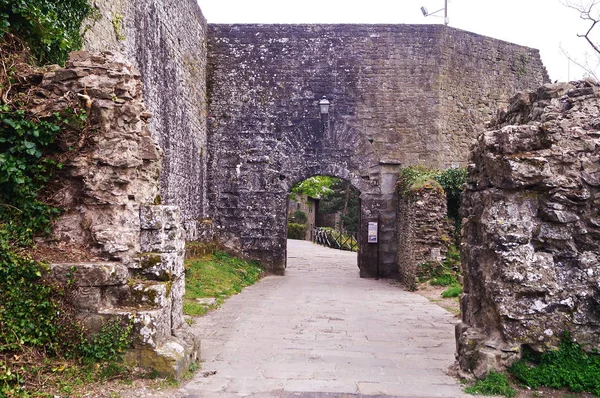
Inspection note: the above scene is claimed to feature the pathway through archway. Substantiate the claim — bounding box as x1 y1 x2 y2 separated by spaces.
182 240 467 397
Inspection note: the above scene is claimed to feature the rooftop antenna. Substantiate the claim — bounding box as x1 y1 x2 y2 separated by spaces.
420 0 448 25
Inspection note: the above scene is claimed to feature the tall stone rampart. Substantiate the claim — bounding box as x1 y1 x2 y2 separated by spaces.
206 24 549 275
457 80 600 377
83 0 208 238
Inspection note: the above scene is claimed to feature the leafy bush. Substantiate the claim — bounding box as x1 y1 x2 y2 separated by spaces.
0 106 76 246
292 210 308 224
0 250 60 353
510 334 600 395
0 0 91 65
397 165 443 199
287 222 307 240
464 371 516 397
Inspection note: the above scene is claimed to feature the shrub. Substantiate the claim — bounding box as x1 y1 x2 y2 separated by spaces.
292 210 308 224
287 223 307 240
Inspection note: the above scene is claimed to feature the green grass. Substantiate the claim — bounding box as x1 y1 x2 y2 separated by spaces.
509 334 600 395
430 273 459 286
441 284 462 298
184 251 263 316
464 371 516 397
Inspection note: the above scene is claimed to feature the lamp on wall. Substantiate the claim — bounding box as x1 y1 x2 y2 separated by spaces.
420 0 448 25
319 96 330 115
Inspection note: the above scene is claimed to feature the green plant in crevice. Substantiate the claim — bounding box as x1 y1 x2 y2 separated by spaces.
464 371 516 397
509 333 600 395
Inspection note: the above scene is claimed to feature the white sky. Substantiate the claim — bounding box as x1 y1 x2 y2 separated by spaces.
197 0 600 83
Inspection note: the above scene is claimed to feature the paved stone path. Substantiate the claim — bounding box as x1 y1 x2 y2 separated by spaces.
182 240 469 398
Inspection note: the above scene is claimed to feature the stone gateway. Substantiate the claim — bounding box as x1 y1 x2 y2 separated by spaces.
206 24 548 276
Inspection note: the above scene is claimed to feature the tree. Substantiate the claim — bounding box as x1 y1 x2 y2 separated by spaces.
319 179 360 234
562 0 600 80
290 176 336 200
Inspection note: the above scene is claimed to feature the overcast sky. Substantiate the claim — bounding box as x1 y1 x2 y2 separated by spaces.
197 0 600 83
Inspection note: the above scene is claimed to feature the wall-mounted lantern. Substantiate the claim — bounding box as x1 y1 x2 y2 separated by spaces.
319 96 330 115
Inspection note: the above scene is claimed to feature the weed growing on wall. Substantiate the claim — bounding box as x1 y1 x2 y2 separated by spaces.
397 165 467 226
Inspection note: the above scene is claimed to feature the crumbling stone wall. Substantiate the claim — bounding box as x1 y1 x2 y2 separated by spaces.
82 0 208 238
457 80 600 377
397 185 452 290
34 52 198 378
206 24 548 276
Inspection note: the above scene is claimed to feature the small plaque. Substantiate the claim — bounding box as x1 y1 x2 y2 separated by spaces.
368 222 378 243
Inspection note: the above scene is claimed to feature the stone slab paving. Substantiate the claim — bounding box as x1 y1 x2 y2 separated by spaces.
182 240 469 398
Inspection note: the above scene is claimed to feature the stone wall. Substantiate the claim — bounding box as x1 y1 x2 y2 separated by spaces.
457 80 600 377
82 0 208 238
397 184 452 291
32 52 198 378
206 24 548 276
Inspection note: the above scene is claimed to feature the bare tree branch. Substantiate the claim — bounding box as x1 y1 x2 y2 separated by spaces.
561 0 600 79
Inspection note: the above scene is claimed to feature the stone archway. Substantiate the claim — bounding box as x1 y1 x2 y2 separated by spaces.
204 24 548 279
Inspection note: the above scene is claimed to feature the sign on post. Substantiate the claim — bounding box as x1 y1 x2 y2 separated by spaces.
368 222 378 243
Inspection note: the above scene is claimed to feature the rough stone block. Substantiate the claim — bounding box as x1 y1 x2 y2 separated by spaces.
105 281 169 309
140 228 185 253
140 205 181 230
47 262 128 287
71 287 103 311
132 251 184 280
132 305 172 348
170 276 186 331
126 327 200 379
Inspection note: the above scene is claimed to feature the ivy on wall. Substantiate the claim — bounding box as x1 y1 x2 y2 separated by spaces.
0 0 91 65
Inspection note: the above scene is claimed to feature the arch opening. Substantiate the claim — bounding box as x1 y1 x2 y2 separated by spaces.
286 176 361 263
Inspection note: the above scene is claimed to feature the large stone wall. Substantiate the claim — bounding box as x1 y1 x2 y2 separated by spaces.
206 24 548 276
457 80 600 377
83 0 208 238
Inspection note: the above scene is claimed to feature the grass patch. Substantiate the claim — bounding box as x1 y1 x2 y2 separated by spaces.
184 251 263 316
509 334 600 395
464 371 516 397
441 284 462 298
431 273 459 286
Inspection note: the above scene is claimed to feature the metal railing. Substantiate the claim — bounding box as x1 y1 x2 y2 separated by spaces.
313 227 358 252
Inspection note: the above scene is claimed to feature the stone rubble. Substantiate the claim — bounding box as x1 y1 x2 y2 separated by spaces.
457 80 600 377
32 51 199 378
